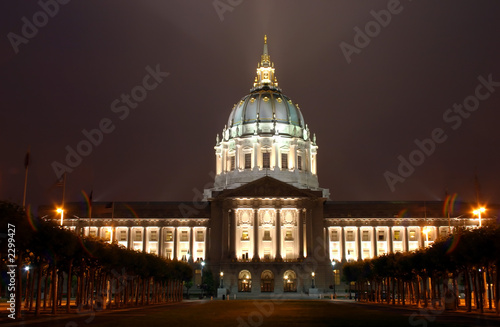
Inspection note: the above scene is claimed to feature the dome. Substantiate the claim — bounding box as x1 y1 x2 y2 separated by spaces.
205 35 329 199
227 88 305 133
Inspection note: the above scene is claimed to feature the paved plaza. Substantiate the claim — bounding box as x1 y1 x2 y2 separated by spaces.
1 299 499 327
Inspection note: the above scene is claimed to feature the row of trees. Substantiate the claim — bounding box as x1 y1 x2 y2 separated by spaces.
1 201 193 318
343 226 500 313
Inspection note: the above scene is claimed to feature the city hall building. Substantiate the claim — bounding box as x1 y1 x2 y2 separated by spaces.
40 37 494 296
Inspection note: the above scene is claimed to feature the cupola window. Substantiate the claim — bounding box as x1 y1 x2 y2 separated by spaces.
281 153 288 169
244 153 251 169
262 152 270 169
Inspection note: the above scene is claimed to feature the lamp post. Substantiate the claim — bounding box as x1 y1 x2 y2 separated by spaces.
57 208 64 226
220 271 224 288
311 272 315 289
473 207 486 227
332 261 337 298
200 261 205 298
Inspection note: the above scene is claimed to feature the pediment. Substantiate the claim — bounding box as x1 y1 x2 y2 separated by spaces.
216 176 321 199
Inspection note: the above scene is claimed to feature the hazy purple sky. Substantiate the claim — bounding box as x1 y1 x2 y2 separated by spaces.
1 0 499 211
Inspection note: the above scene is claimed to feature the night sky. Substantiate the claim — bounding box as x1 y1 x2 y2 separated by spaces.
1 0 500 212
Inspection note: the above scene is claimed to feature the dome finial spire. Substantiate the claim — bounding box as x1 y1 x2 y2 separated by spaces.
254 35 278 89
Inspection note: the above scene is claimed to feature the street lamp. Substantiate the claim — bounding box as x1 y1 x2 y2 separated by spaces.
473 207 486 227
56 208 64 226
220 271 224 288
422 227 430 246
311 271 315 289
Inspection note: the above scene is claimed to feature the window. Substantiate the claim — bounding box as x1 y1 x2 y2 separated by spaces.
285 230 293 240
362 230 369 241
330 230 339 241
241 251 249 260
165 230 173 241
230 156 235 170
263 250 271 260
263 230 272 241
281 153 288 169
245 153 251 169
89 229 96 237
196 230 204 242
297 156 302 170
346 230 354 242
103 229 111 241
166 249 172 259
393 230 401 241
409 230 416 241
378 230 385 241
263 152 270 169
180 230 188 242
150 230 158 241
134 230 142 242
119 230 127 241
241 230 249 240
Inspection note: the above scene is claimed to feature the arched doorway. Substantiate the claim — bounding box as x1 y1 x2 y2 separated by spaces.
283 270 297 292
260 270 274 292
238 270 252 292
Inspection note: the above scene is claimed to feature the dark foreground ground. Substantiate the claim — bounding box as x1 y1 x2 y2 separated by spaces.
2 299 499 327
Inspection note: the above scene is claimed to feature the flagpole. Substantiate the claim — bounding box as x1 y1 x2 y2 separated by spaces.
61 173 66 226
22 147 30 210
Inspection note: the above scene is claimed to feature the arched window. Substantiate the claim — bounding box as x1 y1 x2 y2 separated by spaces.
283 270 297 292
238 270 252 292
260 270 274 292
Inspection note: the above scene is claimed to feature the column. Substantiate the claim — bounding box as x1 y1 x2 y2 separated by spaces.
173 227 177 260
372 227 377 257
341 227 346 262
158 227 163 258
142 227 147 252
127 226 132 250
253 143 258 169
206 227 211 261
404 227 409 253
253 209 259 261
325 228 330 261
112 224 116 244
230 210 236 260
388 227 393 254
236 145 240 170
357 227 362 261
275 209 282 260
306 209 313 257
189 227 194 262
274 142 279 169
419 226 425 248
298 209 304 259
